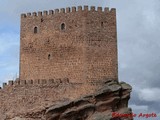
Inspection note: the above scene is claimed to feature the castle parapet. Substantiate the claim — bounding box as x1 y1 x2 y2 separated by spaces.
32 12 37 16
78 6 82 11
1 78 70 89
3 83 7 88
60 8 65 13
66 7 71 13
21 6 116 18
43 11 48 16
8 80 14 85
72 6 76 12
38 11 42 16
98 7 102 12
55 9 59 14
90 6 95 11
49 10 54 15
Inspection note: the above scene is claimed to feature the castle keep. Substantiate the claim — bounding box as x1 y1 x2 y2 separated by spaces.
20 6 118 82
0 6 127 120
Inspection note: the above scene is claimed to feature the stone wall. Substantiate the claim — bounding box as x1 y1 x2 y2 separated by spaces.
20 6 118 83
0 79 105 119
1 80 132 120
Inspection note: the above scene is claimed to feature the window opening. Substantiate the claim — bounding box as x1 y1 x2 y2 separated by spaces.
101 22 104 27
34 27 38 33
48 54 51 60
61 23 65 30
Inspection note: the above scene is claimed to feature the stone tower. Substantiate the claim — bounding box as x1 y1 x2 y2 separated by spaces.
20 6 118 83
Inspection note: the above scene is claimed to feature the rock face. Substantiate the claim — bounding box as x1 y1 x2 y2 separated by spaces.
9 80 132 120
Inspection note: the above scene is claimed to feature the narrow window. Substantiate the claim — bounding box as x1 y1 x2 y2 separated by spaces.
101 22 104 27
41 18 43 22
48 54 51 60
34 27 38 33
61 23 65 30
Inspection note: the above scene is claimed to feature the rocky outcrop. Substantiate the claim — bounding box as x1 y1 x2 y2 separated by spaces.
9 80 132 120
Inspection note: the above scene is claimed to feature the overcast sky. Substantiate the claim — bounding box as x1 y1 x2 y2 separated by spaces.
0 0 160 119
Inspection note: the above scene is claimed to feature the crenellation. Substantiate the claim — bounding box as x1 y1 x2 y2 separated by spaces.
60 8 65 13
43 11 48 16
21 13 26 18
66 7 71 13
97 7 102 12
78 6 82 11
27 13 31 17
55 9 59 14
104 7 109 13
49 10 54 15
38 11 42 16
20 6 116 19
3 83 7 88
84 6 89 11
14 80 20 85
0 79 74 91
110 8 116 13
32 12 37 17
90 6 95 11
8 80 14 85
72 6 76 12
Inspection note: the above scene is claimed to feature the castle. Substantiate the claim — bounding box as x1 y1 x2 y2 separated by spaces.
20 6 118 83
0 6 122 119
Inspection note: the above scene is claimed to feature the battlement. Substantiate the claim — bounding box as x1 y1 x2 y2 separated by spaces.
21 6 116 18
0 78 103 119
1 78 70 89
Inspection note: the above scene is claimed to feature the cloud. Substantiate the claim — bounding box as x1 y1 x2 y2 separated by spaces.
0 0 106 20
138 88 160 102
0 32 19 54
129 104 148 112
0 32 19 83
129 104 159 120
108 0 160 116
0 0 109 32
